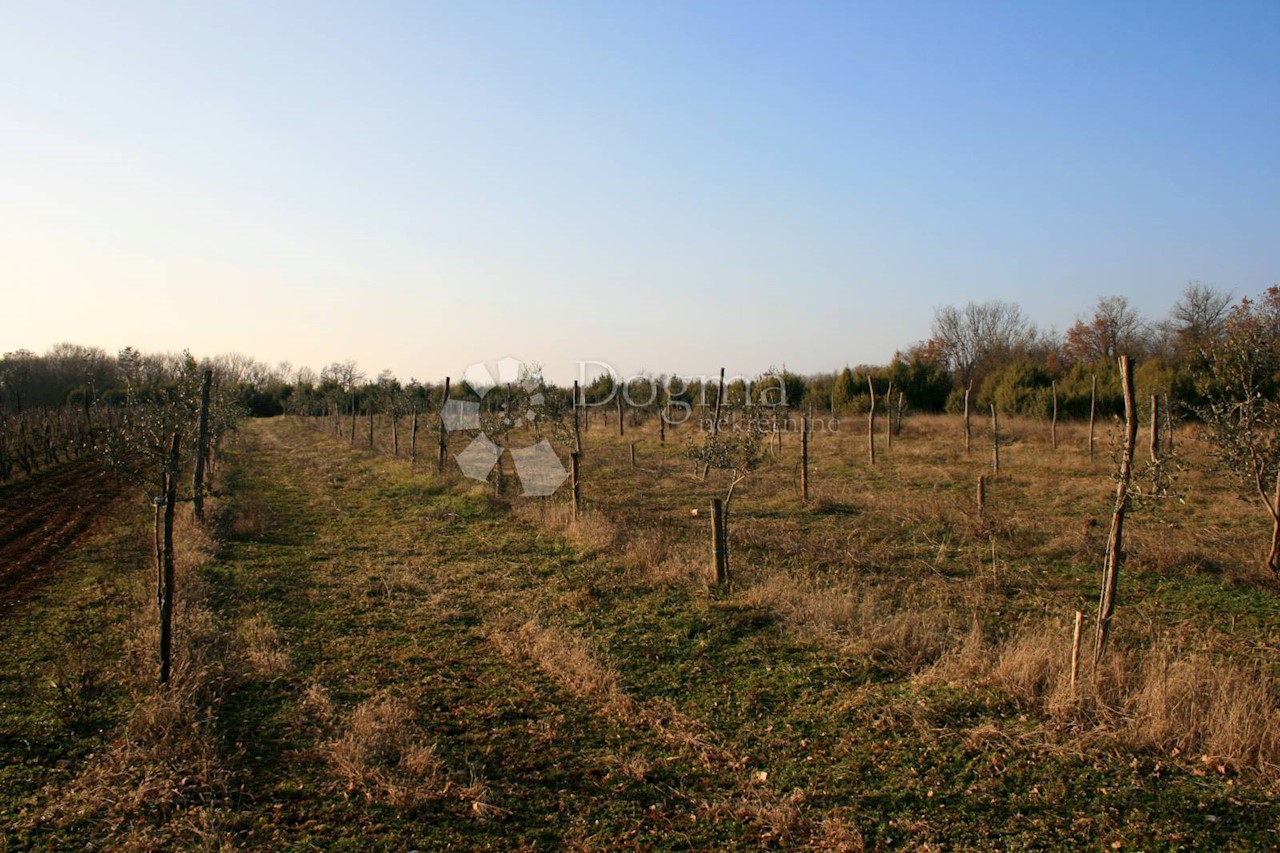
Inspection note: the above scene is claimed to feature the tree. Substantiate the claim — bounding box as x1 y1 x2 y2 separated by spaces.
1063 296 1149 366
1197 287 1280 575
1169 281 1232 358
930 301 1032 389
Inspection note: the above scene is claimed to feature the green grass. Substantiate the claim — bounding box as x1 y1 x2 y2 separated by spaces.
3 414 1280 849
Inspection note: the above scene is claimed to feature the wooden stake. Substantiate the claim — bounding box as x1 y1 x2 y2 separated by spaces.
1051 380 1058 450
630 442 637 468
977 474 986 516
1095 355 1137 662
192 369 212 523
710 497 728 583
884 380 893 450
801 415 810 502
570 451 581 520
572 380 583 456
867 377 877 465
1070 611 1084 691
1150 393 1160 462
159 432 180 687
410 405 419 462
1089 375 1097 462
701 368 726 479
438 377 451 473
990 404 999 474
963 380 973 454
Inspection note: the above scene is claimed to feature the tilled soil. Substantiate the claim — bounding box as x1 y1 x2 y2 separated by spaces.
0 458 124 616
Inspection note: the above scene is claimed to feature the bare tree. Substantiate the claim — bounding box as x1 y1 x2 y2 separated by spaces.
930 301 1032 389
1171 281 1232 352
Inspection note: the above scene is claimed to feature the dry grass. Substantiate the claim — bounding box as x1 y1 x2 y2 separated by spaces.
233 613 291 679
324 693 446 807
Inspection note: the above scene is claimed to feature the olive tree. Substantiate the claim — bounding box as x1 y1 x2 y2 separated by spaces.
1197 288 1280 575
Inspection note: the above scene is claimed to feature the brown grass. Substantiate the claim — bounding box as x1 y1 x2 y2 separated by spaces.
324 693 446 807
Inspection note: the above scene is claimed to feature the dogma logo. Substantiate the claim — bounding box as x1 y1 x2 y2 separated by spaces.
443 357 569 497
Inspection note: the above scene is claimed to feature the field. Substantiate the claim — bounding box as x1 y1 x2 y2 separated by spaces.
2 410 1279 850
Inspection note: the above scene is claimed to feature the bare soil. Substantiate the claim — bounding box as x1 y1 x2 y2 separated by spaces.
0 458 124 616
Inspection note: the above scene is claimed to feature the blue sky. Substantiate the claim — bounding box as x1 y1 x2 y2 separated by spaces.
2 1 1277 383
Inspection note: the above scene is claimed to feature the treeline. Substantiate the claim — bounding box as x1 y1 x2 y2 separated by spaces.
1 282 1259 425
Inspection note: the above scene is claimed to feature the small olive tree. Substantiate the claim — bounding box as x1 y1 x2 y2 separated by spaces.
1197 288 1280 575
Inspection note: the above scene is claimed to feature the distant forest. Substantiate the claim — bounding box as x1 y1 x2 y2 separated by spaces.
0 283 1267 421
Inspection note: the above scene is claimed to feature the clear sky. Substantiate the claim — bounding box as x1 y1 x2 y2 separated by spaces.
2 1 1277 384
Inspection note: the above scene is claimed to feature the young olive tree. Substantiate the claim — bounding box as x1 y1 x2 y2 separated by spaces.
1197 288 1280 575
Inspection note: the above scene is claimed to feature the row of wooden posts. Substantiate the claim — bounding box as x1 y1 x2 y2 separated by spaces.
698 356 1146 669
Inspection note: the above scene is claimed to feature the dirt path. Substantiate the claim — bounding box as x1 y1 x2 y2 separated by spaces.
0 458 123 617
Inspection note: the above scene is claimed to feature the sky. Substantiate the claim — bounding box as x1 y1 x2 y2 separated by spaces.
2 0 1278 384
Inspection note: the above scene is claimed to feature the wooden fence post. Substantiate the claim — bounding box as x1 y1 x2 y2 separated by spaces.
1095 354 1137 662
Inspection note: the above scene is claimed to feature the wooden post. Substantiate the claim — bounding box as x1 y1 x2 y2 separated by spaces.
159 432 180 687
990 404 999 474
438 377 451 473
350 395 357 445
1070 611 1084 691
616 391 625 437
1150 393 1160 462
963 380 973 455
1051 380 1058 450
659 409 666 444
977 474 986 516
1095 355 1137 662
572 380 583 456
570 451 581 520
800 415 810 502
867 377 877 465
701 368 726 479
410 405 419 462
710 497 728 583
391 407 399 456
192 369 212 523
1088 375 1097 462
896 391 904 439
884 380 893 450
630 442 637 468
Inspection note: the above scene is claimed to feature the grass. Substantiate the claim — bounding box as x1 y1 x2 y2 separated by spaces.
2 410 1279 849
